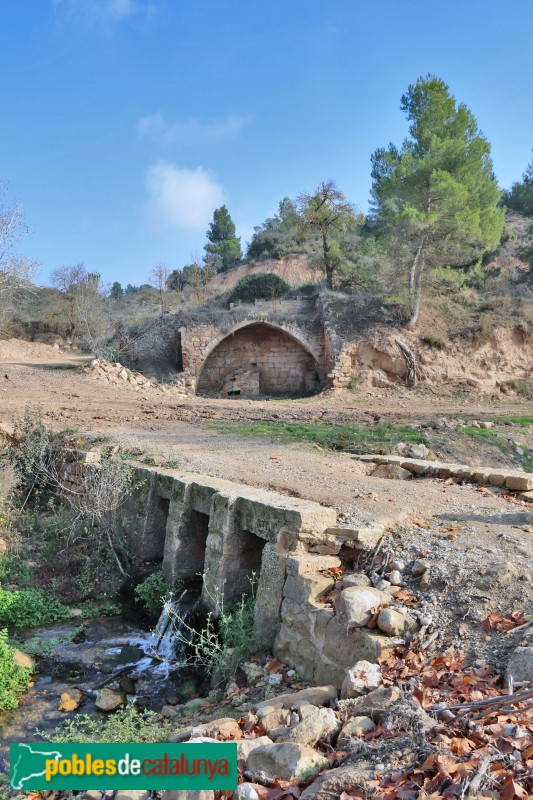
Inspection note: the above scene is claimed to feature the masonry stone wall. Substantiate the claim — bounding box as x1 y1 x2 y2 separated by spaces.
121 467 337 647
116 465 399 685
196 323 321 396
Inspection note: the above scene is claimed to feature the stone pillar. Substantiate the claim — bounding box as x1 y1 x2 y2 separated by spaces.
163 482 197 584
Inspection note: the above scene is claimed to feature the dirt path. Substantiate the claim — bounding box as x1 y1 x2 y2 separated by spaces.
0 343 531 538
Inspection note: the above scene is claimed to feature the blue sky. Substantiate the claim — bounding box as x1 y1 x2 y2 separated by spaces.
1 0 532 287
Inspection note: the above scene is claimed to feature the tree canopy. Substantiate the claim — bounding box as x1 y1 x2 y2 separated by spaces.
204 206 242 272
504 151 533 217
296 180 361 289
370 74 504 326
246 198 306 261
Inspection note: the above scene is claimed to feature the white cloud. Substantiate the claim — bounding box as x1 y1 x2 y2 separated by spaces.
143 162 224 230
53 0 143 27
137 113 247 146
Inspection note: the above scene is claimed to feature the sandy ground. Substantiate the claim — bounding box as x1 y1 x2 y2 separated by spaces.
0 341 531 557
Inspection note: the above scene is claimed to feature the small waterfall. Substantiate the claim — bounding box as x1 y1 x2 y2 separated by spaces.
148 590 189 667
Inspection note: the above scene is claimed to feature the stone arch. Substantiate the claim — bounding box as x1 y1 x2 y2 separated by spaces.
196 321 322 397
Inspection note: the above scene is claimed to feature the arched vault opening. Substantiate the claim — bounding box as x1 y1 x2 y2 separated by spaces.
196 322 322 397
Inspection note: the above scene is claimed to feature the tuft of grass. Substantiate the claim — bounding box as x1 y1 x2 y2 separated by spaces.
206 420 428 454
493 416 533 427
44 364 79 371
420 334 446 349
503 379 533 397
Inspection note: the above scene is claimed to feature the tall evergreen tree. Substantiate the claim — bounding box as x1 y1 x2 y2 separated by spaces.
370 74 504 327
504 151 533 217
204 205 242 272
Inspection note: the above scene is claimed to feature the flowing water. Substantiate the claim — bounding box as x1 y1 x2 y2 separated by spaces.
0 594 196 758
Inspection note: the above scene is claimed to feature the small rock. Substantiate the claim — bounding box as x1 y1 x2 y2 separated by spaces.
95 687 126 712
115 792 151 800
388 570 403 586
420 569 431 589
411 559 428 577
119 674 136 694
337 716 376 746
12 650 35 671
246 743 329 786
336 587 390 628
386 585 402 595
342 573 372 589
375 579 391 591
370 464 412 480
390 560 406 572
162 792 214 800
297 703 319 720
58 688 84 712
69 608 83 617
259 708 291 734
377 608 407 636
161 705 179 718
341 661 382 699
237 785 261 800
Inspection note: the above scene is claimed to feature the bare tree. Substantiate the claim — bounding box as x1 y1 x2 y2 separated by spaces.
148 263 170 314
0 188 37 324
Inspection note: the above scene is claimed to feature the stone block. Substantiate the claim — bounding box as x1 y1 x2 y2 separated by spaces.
335 586 389 628
505 474 533 491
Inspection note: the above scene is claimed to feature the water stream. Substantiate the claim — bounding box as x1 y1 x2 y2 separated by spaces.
0 594 196 757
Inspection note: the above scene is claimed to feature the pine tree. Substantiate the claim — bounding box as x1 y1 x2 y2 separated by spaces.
370 74 504 327
504 151 533 217
204 206 242 272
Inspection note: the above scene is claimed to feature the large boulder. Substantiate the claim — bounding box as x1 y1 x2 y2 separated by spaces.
255 686 336 713
370 463 412 480
336 587 389 628
95 687 126 712
338 686 402 721
237 737 274 763
278 708 340 747
246 743 329 785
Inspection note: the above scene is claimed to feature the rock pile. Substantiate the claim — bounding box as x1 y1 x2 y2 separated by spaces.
85 358 192 395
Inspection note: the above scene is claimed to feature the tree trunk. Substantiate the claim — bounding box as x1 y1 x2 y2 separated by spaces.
406 250 425 328
322 232 333 289
408 239 424 313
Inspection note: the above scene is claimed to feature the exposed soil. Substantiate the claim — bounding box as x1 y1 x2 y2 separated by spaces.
1 339 532 624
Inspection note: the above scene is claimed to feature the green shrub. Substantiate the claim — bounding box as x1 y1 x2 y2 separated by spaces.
347 375 361 391
421 334 446 350
0 587 69 627
175 585 258 679
39 705 170 743
228 273 290 305
0 629 32 710
504 379 533 397
10 406 52 500
135 570 170 617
